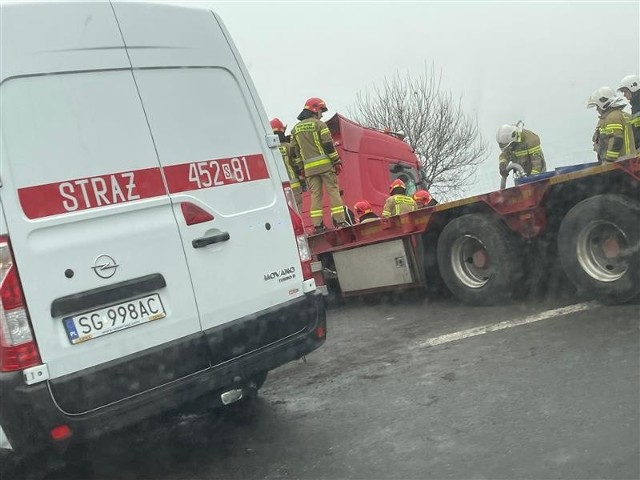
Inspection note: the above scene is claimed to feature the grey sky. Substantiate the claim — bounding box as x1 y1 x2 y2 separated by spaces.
6 0 638 195
180 0 639 196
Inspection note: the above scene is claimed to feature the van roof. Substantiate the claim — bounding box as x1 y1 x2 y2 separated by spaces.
0 1 222 82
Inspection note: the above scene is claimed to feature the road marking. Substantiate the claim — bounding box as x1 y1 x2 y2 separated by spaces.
411 302 600 349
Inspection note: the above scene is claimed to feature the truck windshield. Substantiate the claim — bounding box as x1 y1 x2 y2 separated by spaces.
390 164 420 196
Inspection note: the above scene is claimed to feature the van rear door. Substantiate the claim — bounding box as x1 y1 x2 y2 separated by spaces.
0 3 207 413
113 4 310 363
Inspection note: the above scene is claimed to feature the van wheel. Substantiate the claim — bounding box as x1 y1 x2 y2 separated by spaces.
325 278 345 308
249 371 268 392
558 194 640 304
237 371 268 403
437 214 522 305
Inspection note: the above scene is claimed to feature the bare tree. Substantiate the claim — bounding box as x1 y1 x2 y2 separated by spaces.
349 66 488 200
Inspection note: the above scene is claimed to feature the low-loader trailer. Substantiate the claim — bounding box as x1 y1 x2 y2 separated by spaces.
308 147 640 305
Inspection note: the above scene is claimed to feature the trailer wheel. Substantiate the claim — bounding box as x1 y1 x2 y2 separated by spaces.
558 194 640 304
418 231 448 296
437 214 522 305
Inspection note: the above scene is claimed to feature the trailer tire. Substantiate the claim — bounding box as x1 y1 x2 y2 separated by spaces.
437 214 522 305
418 231 448 296
558 194 640 304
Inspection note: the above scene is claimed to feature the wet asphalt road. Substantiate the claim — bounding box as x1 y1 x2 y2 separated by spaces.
41 293 639 480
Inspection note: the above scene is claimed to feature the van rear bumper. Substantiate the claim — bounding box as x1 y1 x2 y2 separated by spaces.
0 292 325 458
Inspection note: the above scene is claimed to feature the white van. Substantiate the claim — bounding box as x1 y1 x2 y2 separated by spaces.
0 1 326 461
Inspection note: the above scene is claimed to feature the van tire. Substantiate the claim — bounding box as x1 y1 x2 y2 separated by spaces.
437 214 522 305
558 194 640 304
249 371 268 392
235 371 268 405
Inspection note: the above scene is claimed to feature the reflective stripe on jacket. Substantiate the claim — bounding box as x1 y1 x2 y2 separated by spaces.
499 129 547 175
290 118 340 176
278 142 301 193
630 112 640 150
594 108 636 162
381 194 417 217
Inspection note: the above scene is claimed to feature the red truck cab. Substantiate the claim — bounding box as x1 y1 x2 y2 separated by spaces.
300 114 423 228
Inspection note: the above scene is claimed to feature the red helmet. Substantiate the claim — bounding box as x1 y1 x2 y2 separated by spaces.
413 190 432 204
304 97 328 114
354 200 372 216
270 118 285 132
389 178 406 193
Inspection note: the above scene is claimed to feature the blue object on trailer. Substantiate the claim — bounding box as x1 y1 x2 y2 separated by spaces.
515 171 556 185
555 162 600 175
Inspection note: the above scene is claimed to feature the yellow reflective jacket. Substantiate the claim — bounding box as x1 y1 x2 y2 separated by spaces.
278 141 302 194
630 112 640 150
593 107 636 162
290 117 340 176
381 194 417 217
499 129 546 175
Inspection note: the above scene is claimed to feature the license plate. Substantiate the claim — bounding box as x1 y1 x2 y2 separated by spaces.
63 293 166 344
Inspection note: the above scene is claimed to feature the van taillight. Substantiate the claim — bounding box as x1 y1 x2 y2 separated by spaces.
0 236 41 372
181 202 214 226
283 184 312 280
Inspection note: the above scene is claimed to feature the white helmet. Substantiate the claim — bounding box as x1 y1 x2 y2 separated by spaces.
610 96 628 109
617 74 640 93
587 86 618 110
496 124 520 147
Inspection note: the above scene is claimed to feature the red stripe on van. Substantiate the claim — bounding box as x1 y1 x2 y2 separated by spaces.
17 168 166 219
16 154 270 219
163 154 269 194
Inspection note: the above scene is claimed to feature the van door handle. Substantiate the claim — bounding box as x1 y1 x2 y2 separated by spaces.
192 232 230 249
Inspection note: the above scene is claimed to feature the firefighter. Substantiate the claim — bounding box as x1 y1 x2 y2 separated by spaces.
334 190 356 226
381 179 417 217
617 75 640 150
413 189 437 208
290 97 347 233
587 86 636 162
496 122 547 178
270 118 303 211
354 200 379 224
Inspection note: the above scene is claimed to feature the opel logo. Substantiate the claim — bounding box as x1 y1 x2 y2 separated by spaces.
92 254 119 279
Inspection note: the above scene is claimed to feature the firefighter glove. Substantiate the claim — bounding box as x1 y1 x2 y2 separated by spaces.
499 163 508 177
334 164 343 175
